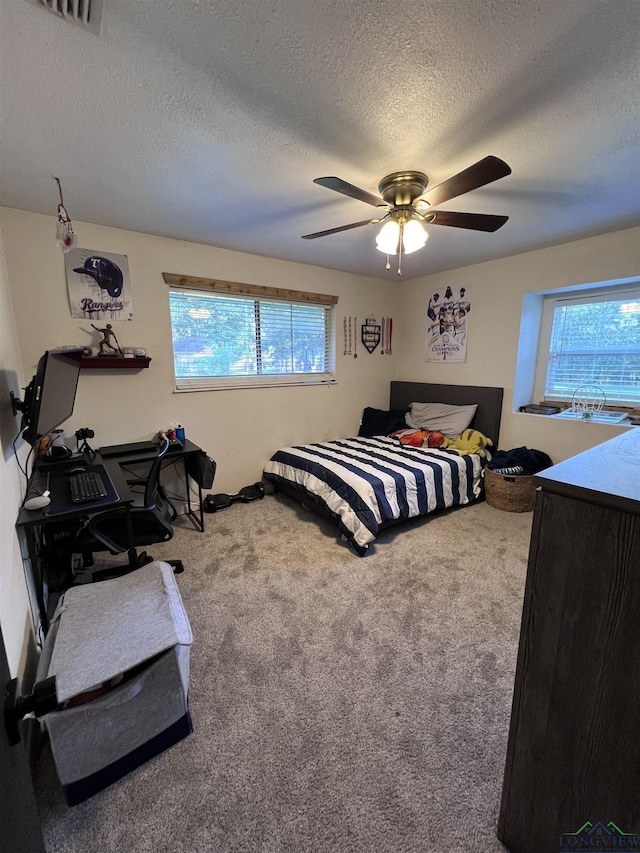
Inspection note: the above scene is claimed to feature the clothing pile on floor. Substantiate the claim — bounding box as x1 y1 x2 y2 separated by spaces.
487 447 552 476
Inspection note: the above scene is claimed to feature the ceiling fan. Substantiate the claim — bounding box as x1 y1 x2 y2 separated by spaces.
302 156 511 274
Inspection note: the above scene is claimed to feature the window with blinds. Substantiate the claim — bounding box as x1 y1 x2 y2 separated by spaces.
169 287 336 390
544 289 640 405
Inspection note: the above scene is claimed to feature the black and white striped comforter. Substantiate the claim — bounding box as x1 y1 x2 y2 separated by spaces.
263 436 487 555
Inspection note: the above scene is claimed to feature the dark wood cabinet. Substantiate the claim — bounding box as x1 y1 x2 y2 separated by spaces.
498 430 640 853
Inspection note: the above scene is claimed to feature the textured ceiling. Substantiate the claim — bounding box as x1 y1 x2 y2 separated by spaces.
1 0 638 280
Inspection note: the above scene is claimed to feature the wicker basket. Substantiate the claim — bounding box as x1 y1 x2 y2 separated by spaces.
484 468 536 512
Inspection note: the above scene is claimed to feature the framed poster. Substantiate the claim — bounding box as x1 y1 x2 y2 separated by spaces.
65 248 134 321
425 284 471 363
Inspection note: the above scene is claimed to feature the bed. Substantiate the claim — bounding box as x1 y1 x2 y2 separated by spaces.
263 382 504 555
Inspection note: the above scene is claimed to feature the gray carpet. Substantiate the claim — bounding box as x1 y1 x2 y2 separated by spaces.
35 493 533 853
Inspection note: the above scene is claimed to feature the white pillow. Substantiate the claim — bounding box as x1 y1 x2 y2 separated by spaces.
405 401 478 438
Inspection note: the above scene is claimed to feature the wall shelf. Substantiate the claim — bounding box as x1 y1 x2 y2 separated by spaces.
80 357 151 370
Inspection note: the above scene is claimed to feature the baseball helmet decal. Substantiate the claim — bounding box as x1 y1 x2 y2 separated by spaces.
73 256 124 298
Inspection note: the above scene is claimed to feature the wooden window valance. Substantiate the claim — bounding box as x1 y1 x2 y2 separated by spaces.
162 273 338 306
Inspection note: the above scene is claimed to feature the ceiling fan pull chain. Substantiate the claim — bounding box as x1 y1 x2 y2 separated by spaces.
385 254 391 270
381 317 385 355
353 317 357 358
348 316 352 355
343 316 347 356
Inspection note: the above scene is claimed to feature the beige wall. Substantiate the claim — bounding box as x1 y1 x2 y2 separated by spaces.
395 226 640 462
0 220 38 678
1 207 398 495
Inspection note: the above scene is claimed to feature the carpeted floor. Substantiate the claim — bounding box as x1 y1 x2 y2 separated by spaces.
35 493 533 853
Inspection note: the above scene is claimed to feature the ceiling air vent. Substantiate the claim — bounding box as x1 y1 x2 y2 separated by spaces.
27 0 103 35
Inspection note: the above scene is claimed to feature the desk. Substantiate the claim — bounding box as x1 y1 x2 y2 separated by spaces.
16 439 207 633
16 459 133 634
94 438 206 534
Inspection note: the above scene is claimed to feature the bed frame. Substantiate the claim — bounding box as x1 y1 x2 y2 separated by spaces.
270 381 504 549
390 381 503 448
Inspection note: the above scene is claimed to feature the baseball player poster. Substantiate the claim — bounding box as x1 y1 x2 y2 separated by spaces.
425 284 471 362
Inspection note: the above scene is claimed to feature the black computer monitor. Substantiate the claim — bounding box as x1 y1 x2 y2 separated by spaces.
17 348 84 447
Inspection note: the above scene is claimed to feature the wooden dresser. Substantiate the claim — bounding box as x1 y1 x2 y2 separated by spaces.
498 429 640 853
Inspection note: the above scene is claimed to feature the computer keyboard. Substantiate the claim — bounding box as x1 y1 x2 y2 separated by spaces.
69 471 107 503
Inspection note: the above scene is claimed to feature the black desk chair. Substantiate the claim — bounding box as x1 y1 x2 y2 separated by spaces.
76 439 184 581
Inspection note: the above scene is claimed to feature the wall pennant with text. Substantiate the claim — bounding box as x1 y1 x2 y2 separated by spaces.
361 317 381 353
425 284 471 362
65 248 134 321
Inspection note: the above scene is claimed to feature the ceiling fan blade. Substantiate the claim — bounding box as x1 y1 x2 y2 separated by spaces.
419 156 511 208
313 176 386 208
302 219 375 239
428 211 508 232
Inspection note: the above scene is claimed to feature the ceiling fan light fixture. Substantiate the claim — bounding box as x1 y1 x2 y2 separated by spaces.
376 215 428 258
376 219 400 255
402 218 428 254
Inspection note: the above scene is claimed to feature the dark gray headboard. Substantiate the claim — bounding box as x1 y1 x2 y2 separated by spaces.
390 381 504 446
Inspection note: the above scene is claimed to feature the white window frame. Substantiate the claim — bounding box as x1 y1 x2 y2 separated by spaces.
165 274 337 392
533 283 640 408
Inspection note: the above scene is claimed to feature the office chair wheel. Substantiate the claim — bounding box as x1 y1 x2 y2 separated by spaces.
136 551 154 568
167 559 184 574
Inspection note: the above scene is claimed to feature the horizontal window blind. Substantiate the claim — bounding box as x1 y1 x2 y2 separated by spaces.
545 291 640 405
169 288 336 390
